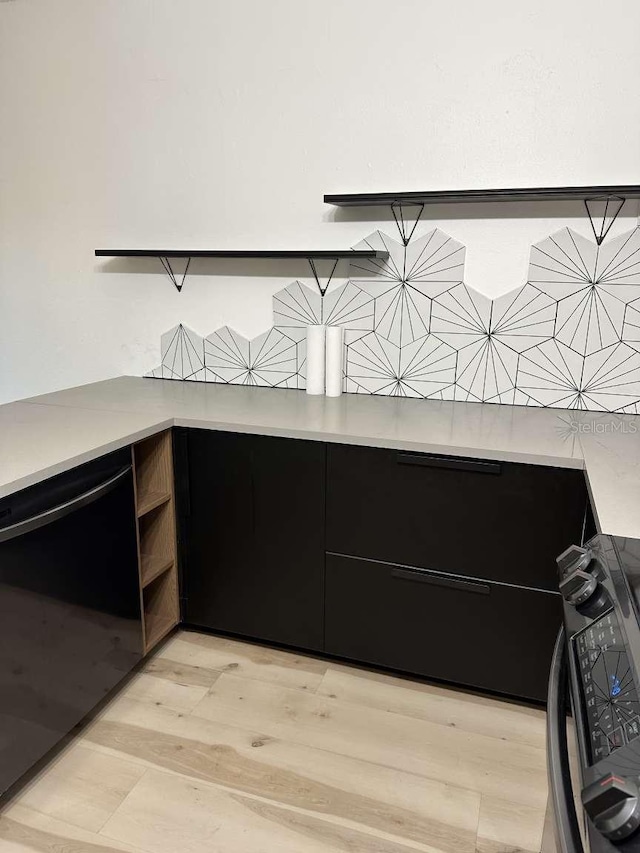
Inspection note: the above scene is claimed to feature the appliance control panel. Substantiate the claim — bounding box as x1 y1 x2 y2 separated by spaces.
576 609 640 764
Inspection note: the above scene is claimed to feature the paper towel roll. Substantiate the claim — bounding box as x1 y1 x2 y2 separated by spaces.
305 324 326 395
325 325 345 397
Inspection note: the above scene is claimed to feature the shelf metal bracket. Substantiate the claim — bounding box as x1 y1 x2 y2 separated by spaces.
307 257 339 297
391 201 425 246
584 196 626 246
159 256 191 292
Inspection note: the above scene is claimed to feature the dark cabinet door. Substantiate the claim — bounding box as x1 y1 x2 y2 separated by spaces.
327 444 588 590
325 553 561 702
181 429 325 650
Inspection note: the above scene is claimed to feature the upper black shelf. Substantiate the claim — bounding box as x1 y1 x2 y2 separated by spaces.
95 249 387 259
323 185 640 207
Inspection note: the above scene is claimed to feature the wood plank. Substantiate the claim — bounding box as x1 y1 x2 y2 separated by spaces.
140 553 174 588
118 671 212 713
132 430 179 655
15 633 548 853
190 672 548 808
0 804 146 853
143 561 179 653
143 655 222 689
134 431 173 501
136 490 171 518
100 767 454 853
160 632 327 691
316 665 546 748
82 698 480 853
8 745 146 834
131 431 178 654
129 447 146 650
476 794 547 853
230 795 446 853
144 614 176 654
138 503 176 573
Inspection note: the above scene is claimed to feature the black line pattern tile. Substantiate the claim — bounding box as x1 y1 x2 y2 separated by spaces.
147 323 305 388
349 229 465 347
490 283 558 352
345 332 457 398
273 280 374 342
146 324 210 381
144 226 640 414
623 300 640 351
273 280 320 329
516 340 640 411
529 227 640 356
429 284 510 400
204 326 303 388
617 402 640 415
428 283 557 401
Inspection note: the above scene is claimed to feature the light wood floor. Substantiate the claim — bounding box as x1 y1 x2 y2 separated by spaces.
0 630 549 853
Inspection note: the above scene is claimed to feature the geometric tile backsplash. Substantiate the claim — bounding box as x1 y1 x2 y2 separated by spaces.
146 224 640 413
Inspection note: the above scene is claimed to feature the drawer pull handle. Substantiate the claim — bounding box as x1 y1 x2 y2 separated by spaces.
390 567 490 595
396 452 501 475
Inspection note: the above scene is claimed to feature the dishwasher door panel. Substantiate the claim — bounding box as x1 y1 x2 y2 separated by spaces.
0 452 142 797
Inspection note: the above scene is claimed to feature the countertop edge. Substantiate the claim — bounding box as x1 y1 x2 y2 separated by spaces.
173 416 585 470
0 405 585 502
0 417 174 500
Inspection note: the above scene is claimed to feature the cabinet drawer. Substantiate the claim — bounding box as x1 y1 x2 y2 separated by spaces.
325 553 561 701
326 444 587 589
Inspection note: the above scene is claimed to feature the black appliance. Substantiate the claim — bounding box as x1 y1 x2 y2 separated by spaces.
0 449 143 798
547 534 640 852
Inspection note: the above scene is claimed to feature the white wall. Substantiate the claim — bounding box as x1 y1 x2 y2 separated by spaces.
1 0 639 403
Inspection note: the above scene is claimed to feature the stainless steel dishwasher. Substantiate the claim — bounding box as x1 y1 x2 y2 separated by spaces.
0 448 143 798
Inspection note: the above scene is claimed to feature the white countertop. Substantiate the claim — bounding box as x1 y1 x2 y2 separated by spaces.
1 376 638 539
0 399 171 498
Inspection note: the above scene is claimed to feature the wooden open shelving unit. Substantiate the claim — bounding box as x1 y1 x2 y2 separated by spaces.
131 430 179 653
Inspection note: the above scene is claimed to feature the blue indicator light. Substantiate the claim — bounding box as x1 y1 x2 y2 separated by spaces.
611 675 622 697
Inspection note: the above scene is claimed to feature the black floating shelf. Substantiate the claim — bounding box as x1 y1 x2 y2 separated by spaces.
324 185 640 206
94 248 389 294
95 249 387 259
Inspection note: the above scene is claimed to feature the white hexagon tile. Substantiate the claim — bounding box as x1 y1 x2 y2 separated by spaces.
145 224 640 413
203 326 303 388
146 324 209 381
428 281 559 403
349 229 466 347
529 227 640 355
516 340 640 411
345 332 457 398
272 279 374 342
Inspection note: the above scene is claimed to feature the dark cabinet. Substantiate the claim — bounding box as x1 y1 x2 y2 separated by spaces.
325 442 587 702
176 431 587 703
178 429 325 650
327 444 588 590
325 553 561 702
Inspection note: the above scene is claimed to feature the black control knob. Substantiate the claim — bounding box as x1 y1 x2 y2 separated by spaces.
582 774 640 841
557 544 593 577
559 569 598 606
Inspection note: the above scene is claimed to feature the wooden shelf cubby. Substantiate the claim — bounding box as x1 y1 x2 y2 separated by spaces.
132 430 179 654
143 569 179 651
137 490 171 518
140 552 175 588
134 431 174 517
